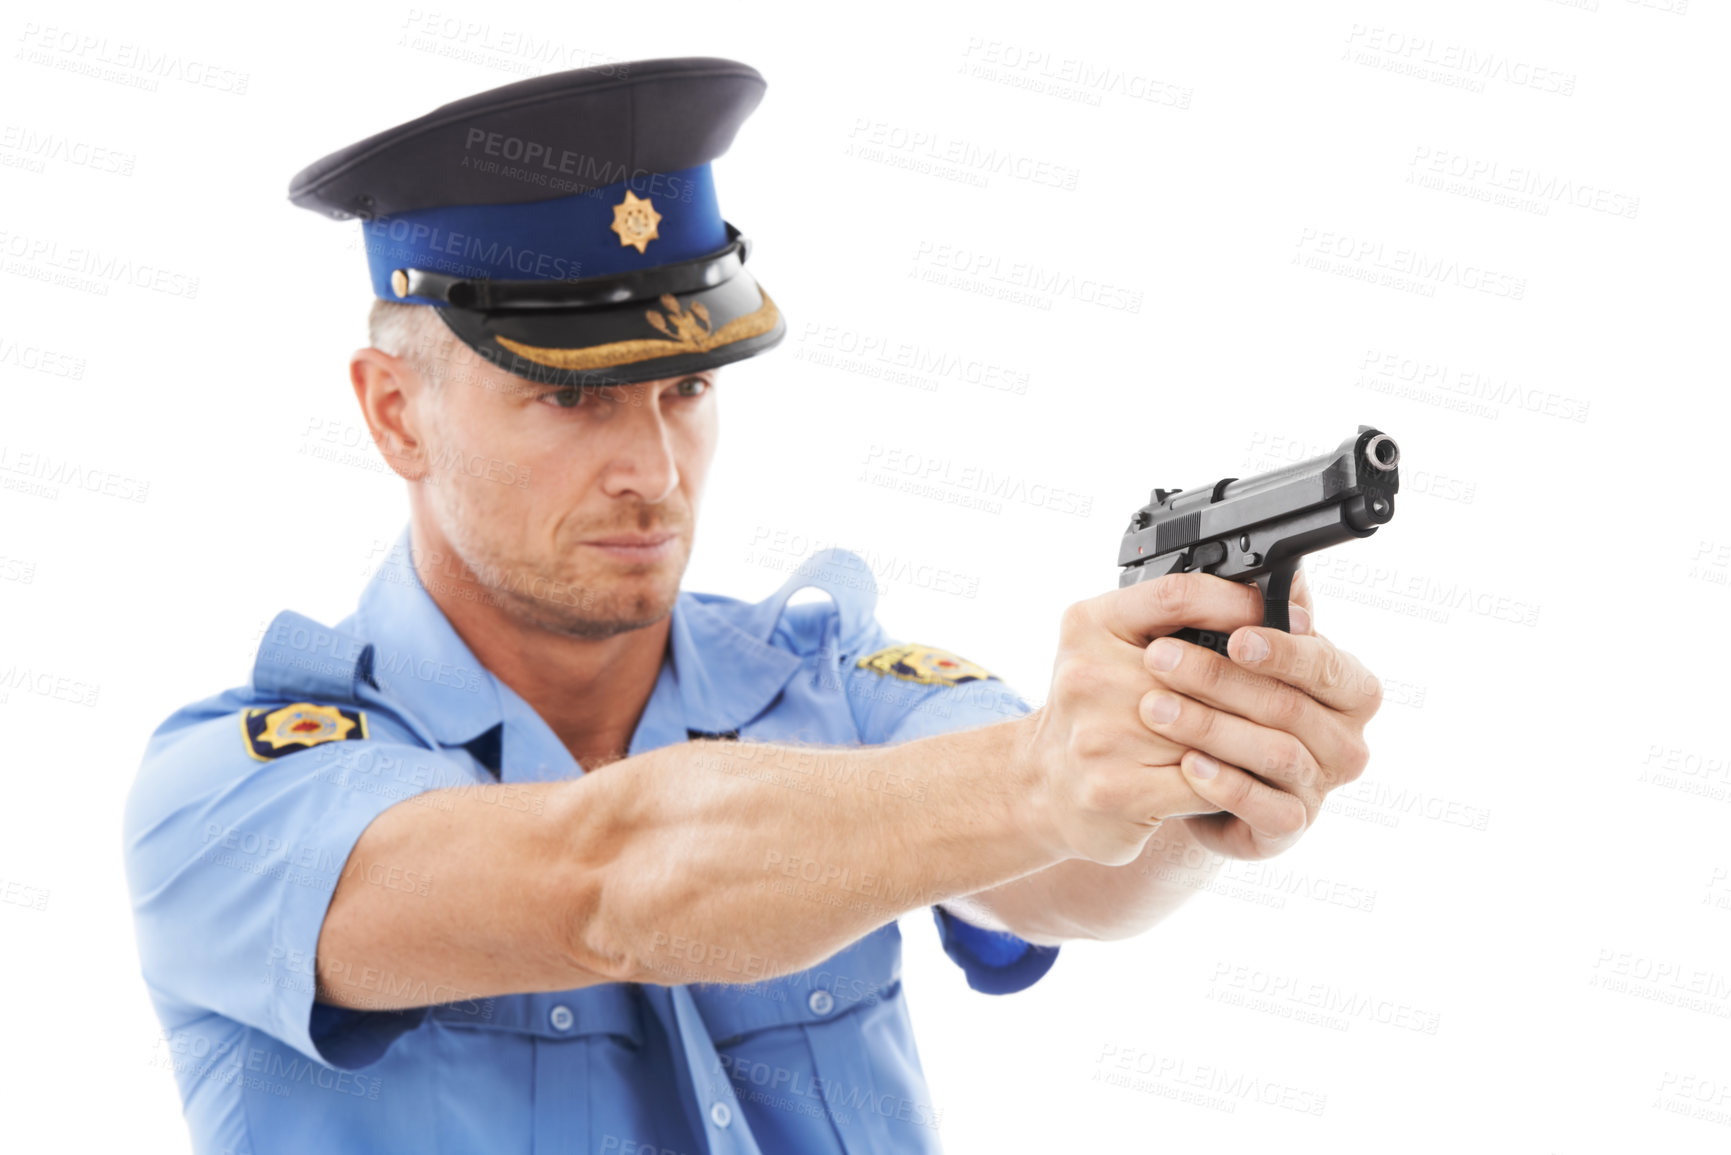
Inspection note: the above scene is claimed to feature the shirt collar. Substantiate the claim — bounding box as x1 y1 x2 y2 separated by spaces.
350 530 504 749
350 527 802 773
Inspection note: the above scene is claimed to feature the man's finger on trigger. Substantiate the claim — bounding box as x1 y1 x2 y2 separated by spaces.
1179 750 1307 841
1104 570 1264 647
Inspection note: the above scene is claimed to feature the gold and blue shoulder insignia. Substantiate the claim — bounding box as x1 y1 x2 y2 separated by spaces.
242 702 368 762
856 643 996 687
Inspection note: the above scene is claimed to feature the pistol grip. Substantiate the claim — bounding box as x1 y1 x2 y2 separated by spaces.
1168 626 1235 658
1169 560 1299 658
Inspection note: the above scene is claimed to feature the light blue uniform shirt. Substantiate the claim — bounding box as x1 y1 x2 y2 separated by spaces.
124 533 1058 1154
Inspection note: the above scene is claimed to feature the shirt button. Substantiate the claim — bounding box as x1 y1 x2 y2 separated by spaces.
548 1004 574 1032
808 989 835 1016
710 1101 733 1128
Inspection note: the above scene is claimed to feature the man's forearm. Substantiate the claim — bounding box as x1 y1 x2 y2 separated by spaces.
569 718 1066 984
319 716 1069 1007
941 819 1226 946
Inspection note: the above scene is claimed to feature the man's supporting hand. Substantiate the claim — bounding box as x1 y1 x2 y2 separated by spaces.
1138 567 1382 860
956 566 1386 944
1009 570 1352 867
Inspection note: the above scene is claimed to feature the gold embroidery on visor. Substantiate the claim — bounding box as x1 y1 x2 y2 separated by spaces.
494 290 780 372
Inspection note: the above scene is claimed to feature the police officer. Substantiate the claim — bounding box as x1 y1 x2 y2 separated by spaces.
124 57 1385 1154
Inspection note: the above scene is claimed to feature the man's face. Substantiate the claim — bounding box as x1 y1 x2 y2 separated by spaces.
409 348 720 639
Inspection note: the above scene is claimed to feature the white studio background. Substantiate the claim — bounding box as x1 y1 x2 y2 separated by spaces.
2 0 1727 1150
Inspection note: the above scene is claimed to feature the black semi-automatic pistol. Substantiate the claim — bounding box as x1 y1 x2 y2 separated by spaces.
1117 426 1401 656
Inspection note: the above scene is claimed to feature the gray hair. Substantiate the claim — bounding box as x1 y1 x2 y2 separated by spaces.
367 299 461 388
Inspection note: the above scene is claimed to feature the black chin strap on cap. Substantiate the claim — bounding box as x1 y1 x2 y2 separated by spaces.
396 225 752 311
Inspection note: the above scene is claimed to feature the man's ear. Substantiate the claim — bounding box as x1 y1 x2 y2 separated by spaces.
350 348 430 482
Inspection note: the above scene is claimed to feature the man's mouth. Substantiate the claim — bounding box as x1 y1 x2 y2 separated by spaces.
582 532 679 562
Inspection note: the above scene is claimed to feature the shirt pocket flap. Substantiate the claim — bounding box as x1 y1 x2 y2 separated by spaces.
690 923 902 1046
426 987 645 1048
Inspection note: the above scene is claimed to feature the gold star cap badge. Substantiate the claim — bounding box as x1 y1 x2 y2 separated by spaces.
610 189 663 253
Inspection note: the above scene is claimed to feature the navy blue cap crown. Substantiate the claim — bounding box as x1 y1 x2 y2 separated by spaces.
289 57 784 388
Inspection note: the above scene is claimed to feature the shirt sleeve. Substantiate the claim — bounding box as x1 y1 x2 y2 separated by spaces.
931 904 1061 995
842 638 1061 995
123 697 482 1070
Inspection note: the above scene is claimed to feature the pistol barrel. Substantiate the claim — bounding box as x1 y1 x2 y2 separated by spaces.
1118 426 1400 588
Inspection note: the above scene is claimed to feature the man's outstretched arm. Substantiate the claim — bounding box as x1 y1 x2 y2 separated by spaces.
319 716 1057 1007
317 572 1280 1009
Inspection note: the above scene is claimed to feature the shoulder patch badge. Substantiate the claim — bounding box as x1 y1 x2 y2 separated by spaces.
242 703 368 761
856 643 996 687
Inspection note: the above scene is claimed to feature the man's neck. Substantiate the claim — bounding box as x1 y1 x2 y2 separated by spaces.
406 521 671 772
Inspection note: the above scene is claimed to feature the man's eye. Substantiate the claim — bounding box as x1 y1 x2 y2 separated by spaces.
540 388 585 409
675 377 710 398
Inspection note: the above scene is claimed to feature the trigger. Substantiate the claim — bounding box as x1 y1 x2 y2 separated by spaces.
1191 540 1227 571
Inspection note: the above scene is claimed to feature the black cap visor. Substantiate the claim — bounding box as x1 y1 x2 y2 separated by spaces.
417 237 783 389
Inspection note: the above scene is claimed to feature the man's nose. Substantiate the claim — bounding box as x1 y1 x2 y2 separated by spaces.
599 398 680 503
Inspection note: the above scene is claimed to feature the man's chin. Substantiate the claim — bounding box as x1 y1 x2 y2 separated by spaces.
547 559 686 636
522 589 676 639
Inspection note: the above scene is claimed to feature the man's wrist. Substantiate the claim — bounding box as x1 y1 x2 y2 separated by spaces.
1002 707 1071 866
